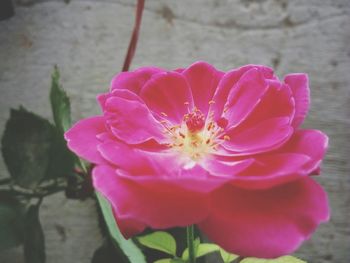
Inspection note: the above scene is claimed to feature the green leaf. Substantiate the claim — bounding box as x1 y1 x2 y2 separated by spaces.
49 66 75 178
196 243 220 258
241 256 306 263
193 237 200 253
96 192 146 263
50 65 71 134
0 191 25 251
154 259 185 263
182 242 219 261
181 237 200 260
154 259 173 263
46 129 74 180
24 205 45 263
138 231 177 256
2 108 54 188
219 248 239 263
1 107 75 187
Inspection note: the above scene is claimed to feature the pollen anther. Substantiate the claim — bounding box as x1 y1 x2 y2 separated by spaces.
163 107 226 162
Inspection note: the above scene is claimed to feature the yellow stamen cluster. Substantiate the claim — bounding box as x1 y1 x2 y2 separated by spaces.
161 101 227 162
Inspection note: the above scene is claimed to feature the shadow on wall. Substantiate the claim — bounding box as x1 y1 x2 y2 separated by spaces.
0 0 15 20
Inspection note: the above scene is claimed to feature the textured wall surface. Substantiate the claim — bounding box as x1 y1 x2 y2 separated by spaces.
0 0 349 262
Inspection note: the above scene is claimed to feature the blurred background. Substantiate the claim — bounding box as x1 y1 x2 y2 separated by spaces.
0 0 349 262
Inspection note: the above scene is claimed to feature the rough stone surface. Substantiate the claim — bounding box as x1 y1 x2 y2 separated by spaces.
0 0 349 262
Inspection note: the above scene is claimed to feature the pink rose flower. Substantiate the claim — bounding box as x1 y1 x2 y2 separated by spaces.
65 62 329 258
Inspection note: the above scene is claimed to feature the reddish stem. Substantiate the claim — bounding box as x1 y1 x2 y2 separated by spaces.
122 0 145 72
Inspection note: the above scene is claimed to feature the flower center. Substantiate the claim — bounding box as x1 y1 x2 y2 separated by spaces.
161 104 228 163
184 109 205 133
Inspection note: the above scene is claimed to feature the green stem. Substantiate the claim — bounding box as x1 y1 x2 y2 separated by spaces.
186 225 196 263
76 157 88 175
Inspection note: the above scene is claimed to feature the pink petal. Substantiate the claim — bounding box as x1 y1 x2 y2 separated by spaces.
230 80 295 132
64 116 107 163
284 74 310 128
97 140 176 175
231 153 311 189
198 177 329 258
311 166 321 175
174 68 185 73
219 129 328 189
182 61 224 115
98 140 228 193
223 68 269 128
200 156 254 177
274 129 329 174
93 165 209 229
97 89 144 110
104 96 168 144
140 72 194 124
112 208 146 239
110 67 164 94
117 167 226 193
222 117 293 155
211 65 274 120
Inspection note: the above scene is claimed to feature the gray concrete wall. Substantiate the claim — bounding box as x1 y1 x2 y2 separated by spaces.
0 0 349 262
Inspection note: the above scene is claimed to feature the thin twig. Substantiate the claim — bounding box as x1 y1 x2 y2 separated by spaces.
0 177 11 185
122 0 145 72
0 179 67 198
